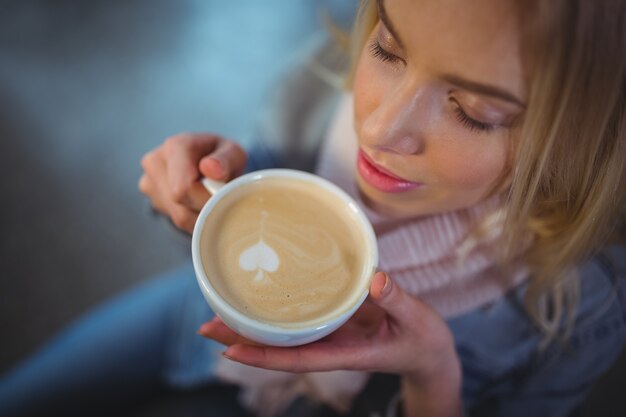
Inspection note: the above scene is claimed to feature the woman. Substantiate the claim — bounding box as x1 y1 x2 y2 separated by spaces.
140 0 626 415
2 0 625 416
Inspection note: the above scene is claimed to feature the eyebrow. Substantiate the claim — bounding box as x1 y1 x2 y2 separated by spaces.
442 74 526 107
376 0 525 108
376 0 405 49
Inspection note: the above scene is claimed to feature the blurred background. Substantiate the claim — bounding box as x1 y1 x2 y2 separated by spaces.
0 1 624 416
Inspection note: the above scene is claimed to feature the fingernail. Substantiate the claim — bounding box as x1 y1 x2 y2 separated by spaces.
380 273 391 297
197 322 211 335
209 157 226 177
209 156 222 168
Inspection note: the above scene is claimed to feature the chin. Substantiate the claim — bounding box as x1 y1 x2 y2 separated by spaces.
356 180 429 219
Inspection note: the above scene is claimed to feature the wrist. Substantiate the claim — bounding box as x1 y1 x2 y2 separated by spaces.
404 344 461 387
401 354 462 417
404 357 461 396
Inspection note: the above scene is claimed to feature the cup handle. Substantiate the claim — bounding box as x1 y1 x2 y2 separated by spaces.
201 177 225 195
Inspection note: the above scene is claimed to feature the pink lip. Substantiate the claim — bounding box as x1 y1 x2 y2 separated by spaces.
357 150 422 193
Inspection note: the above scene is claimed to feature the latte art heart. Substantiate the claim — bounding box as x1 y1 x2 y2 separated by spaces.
238 239 280 282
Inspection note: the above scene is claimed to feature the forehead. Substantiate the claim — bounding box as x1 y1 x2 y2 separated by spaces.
385 0 525 100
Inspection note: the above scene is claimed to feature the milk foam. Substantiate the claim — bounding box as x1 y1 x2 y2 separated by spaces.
201 178 366 325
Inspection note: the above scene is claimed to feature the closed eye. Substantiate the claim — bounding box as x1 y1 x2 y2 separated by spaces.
369 39 403 65
452 104 496 132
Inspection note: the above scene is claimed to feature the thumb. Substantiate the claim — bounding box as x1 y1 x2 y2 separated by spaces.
370 271 417 321
198 140 247 181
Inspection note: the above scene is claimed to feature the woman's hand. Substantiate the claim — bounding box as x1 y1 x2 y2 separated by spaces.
139 132 247 234
200 272 462 415
198 271 460 383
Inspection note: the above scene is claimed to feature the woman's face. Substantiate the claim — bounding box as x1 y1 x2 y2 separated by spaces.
353 0 526 218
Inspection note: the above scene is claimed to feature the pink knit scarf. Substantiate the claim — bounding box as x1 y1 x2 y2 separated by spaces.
214 94 528 417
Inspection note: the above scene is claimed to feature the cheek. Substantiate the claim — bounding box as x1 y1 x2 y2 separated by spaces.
430 137 508 191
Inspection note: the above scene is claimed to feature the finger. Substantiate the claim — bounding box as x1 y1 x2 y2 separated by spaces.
145 157 197 232
223 340 373 373
198 317 263 347
166 202 199 234
138 174 167 214
370 272 421 324
142 147 169 199
171 182 210 213
149 148 201 232
141 145 201 232
198 140 247 181
140 151 173 214
138 174 153 198
164 134 217 208
350 299 385 327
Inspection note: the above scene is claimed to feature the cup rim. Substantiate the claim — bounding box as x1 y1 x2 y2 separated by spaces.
191 168 378 334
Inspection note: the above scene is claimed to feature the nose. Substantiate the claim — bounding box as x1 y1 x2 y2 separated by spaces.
360 82 428 155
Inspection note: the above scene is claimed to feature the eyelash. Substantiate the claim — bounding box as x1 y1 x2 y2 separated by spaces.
453 105 496 132
369 39 401 64
369 39 496 133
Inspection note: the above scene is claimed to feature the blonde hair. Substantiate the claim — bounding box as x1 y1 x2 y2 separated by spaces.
346 0 626 339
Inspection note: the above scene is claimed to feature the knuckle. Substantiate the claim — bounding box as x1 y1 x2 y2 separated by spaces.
170 211 187 229
163 133 189 154
183 217 197 232
189 133 219 155
171 183 188 205
138 175 149 193
162 136 178 154
171 208 195 231
140 151 154 171
222 140 239 155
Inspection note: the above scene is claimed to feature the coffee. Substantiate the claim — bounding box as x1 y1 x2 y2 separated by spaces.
199 177 368 327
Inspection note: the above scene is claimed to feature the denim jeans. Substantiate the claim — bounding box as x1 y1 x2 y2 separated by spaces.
0 263 221 417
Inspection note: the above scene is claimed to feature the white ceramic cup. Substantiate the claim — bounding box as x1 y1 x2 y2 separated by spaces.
191 169 378 346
